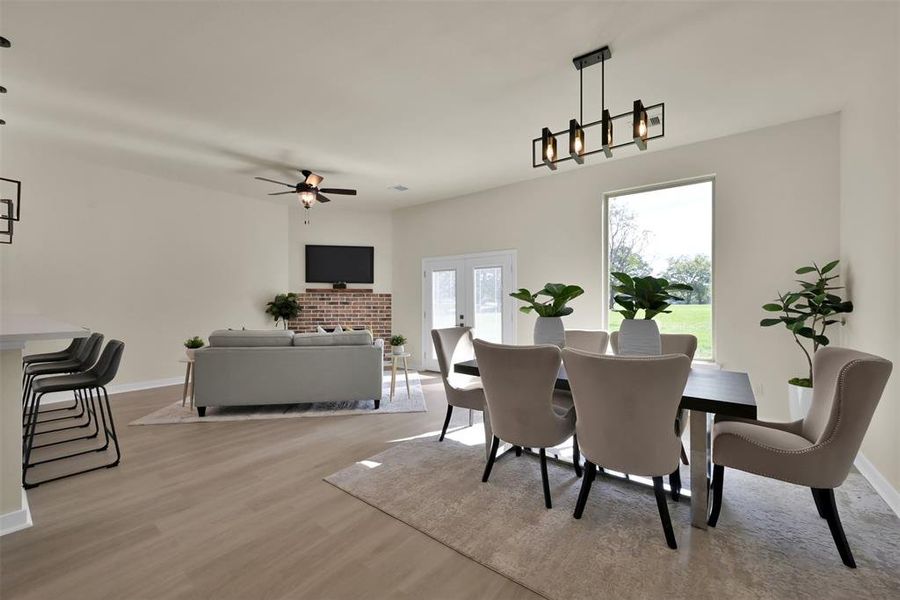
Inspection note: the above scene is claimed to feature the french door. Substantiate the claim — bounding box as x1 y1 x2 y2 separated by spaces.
422 250 516 371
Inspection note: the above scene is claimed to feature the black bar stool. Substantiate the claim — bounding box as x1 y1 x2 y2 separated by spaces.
23 340 125 488
22 337 85 366
22 333 103 432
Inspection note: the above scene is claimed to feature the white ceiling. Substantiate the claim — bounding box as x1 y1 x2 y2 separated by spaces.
0 1 889 210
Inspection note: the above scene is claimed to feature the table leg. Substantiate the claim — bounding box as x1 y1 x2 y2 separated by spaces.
690 410 710 529
402 356 410 398
189 362 195 408
390 358 397 400
468 409 474 427
182 362 191 407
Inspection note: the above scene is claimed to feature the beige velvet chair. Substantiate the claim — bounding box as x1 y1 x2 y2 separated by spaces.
473 340 579 509
708 346 892 568
610 331 697 498
431 328 487 443
562 349 692 549
564 330 609 354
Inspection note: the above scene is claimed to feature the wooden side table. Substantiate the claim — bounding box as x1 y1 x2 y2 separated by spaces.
388 352 411 400
179 358 195 408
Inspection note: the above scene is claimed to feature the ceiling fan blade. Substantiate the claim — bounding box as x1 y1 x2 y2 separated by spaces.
302 170 324 187
319 188 357 195
316 193 332 203
255 176 296 188
268 191 295 196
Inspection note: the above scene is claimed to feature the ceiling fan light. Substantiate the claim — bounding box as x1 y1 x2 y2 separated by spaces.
633 99 648 151
298 190 317 207
569 119 585 164
601 109 613 158
542 127 558 170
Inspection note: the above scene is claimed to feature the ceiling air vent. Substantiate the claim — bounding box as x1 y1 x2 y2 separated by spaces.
390 185 409 192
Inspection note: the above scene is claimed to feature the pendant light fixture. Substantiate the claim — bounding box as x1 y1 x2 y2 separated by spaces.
532 45 665 170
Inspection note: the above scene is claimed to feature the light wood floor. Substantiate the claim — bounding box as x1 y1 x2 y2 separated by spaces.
0 373 539 600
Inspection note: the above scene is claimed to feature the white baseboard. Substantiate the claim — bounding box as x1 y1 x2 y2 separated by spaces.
0 489 32 536
854 452 900 518
40 376 183 405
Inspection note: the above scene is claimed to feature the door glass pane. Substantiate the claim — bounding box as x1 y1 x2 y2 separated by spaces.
432 269 457 330
473 266 502 343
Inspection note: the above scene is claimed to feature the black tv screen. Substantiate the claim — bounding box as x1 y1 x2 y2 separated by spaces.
305 245 374 284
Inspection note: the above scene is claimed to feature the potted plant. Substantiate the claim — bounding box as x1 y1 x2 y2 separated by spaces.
265 292 301 330
760 260 853 419
610 272 693 355
510 283 585 347
184 336 205 360
390 334 407 355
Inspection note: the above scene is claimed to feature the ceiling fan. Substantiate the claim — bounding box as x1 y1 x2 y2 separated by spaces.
255 169 357 223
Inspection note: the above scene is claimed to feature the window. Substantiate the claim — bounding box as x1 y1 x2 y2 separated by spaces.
605 178 714 360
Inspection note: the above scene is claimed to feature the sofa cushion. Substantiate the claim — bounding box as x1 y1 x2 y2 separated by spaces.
208 329 294 347
293 331 373 347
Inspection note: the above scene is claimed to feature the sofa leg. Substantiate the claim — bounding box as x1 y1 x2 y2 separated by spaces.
197 407 206 417
373 400 380 410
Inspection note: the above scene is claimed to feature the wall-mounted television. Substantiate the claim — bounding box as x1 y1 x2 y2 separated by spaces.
305 245 375 284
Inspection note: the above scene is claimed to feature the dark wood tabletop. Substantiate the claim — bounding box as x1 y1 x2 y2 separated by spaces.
454 359 757 419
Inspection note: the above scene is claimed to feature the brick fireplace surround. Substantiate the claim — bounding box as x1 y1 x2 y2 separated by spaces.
287 289 393 354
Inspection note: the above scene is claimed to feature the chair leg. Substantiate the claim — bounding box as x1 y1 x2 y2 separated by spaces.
707 464 724 527
653 476 678 550
539 448 552 509
481 436 500 482
812 488 856 568
669 467 682 501
572 432 582 478
573 460 596 519
439 405 453 441
514 445 522 457
811 487 827 518
680 443 689 466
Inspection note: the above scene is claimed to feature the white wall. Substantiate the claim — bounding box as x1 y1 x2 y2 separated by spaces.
393 114 841 426
0 139 289 385
838 6 900 493
288 205 392 293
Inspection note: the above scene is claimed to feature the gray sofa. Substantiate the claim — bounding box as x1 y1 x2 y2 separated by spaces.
193 329 384 416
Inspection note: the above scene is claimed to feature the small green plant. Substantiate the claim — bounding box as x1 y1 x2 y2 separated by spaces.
610 272 693 320
390 334 407 347
265 293 301 329
510 283 585 317
760 260 853 387
184 336 205 349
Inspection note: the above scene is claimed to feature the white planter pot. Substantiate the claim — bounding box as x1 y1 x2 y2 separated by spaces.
392 345 406 355
185 348 197 361
788 383 814 420
618 319 662 356
534 317 565 347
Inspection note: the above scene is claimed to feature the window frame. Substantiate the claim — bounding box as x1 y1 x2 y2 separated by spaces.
601 174 717 363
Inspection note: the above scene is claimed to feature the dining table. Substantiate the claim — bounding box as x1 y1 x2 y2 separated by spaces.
454 359 757 530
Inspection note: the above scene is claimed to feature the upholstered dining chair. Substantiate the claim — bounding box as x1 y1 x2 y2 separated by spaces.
431 327 487 443
564 329 609 354
473 340 579 509
707 346 892 568
610 331 697 499
562 349 692 549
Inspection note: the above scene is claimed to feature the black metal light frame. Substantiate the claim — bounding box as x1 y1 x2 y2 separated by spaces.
0 177 22 244
532 45 665 169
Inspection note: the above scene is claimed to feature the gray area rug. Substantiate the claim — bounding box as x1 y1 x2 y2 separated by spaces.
130 371 426 425
325 427 900 600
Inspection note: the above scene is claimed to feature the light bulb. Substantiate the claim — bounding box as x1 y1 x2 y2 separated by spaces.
546 145 555 160
574 137 583 153
639 119 647 137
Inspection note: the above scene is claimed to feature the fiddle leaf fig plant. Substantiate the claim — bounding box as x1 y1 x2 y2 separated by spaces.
510 283 585 317
610 272 693 320
265 292 301 330
760 260 853 387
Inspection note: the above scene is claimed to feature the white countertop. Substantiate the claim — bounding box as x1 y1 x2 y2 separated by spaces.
0 315 89 350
